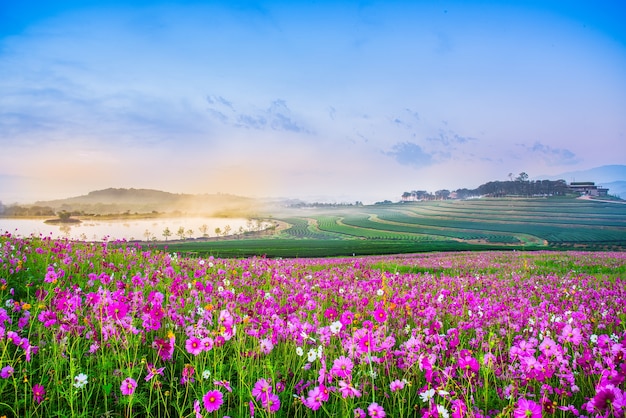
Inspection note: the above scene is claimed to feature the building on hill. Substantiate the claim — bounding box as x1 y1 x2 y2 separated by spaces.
568 182 609 197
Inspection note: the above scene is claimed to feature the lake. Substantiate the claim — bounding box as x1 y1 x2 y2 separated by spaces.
0 217 265 241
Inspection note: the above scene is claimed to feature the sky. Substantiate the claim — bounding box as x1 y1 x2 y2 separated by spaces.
1 0 625 204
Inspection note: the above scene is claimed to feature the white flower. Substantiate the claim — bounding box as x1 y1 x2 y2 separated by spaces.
437 404 450 418
199 259 205 266
208 262 214 268
202 370 211 379
437 389 449 396
307 348 318 362
330 321 342 334
338 288 345 294
217 286 224 293
223 279 231 287
590 334 598 344
610 333 619 342
73 373 88 389
376 289 384 297
437 294 444 303
317 345 323 358
296 347 304 357
419 388 435 403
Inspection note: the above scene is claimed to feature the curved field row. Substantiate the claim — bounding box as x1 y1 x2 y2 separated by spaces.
370 208 626 245
277 217 340 240
335 212 523 244
398 201 626 228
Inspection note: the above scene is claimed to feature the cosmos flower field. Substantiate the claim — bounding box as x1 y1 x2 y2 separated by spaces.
1 233 625 417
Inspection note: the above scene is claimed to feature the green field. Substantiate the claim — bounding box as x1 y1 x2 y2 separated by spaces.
153 197 626 257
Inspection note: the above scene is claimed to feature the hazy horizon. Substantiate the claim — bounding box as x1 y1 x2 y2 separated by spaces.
1 1 625 205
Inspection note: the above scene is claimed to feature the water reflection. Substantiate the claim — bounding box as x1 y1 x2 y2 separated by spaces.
0 217 266 242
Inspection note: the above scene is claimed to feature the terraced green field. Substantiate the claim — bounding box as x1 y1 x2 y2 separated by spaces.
156 197 626 257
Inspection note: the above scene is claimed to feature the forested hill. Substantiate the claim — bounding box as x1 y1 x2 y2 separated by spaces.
25 188 263 216
455 179 570 198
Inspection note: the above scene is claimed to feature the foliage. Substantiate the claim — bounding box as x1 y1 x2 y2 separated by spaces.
1 234 625 417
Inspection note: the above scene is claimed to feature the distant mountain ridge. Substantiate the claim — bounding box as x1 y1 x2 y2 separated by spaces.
537 164 626 184
536 164 626 198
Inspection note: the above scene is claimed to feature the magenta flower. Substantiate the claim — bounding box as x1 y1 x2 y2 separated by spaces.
262 393 281 412
32 384 46 404
203 389 224 413
330 356 354 379
107 301 129 321
252 378 273 402
338 380 362 398
372 307 387 323
513 398 542 418
354 408 366 418
145 363 165 382
120 377 137 396
305 386 323 411
181 364 195 385
186 337 203 356
368 402 386 417
214 379 232 392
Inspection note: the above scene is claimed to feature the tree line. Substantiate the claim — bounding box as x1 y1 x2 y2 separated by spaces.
402 173 570 201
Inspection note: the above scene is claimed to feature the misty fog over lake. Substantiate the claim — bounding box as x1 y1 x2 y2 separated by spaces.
0 217 263 242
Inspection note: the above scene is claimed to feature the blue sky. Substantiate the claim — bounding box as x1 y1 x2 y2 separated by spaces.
1 0 625 203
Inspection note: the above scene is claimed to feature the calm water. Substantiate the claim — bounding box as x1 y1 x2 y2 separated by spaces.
0 217 263 241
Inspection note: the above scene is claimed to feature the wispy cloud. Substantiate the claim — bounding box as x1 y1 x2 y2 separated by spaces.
427 128 477 146
519 141 580 165
385 142 434 167
206 96 310 134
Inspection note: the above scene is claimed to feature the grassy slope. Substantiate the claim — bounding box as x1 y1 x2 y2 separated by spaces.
146 197 626 257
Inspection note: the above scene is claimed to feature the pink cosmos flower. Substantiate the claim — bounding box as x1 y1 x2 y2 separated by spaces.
262 393 280 412
338 380 362 398
193 399 202 418
32 384 46 404
252 378 273 402
214 379 233 392
305 385 323 411
389 379 405 392
354 408 366 418
330 356 354 379
120 377 137 396
368 402 386 417
559 323 583 346
107 301 129 321
203 389 224 413
513 398 542 418
186 337 203 356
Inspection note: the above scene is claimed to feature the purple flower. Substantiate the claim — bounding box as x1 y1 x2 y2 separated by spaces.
120 377 137 396
145 363 165 382
0 365 14 379
32 384 46 404
203 389 223 413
